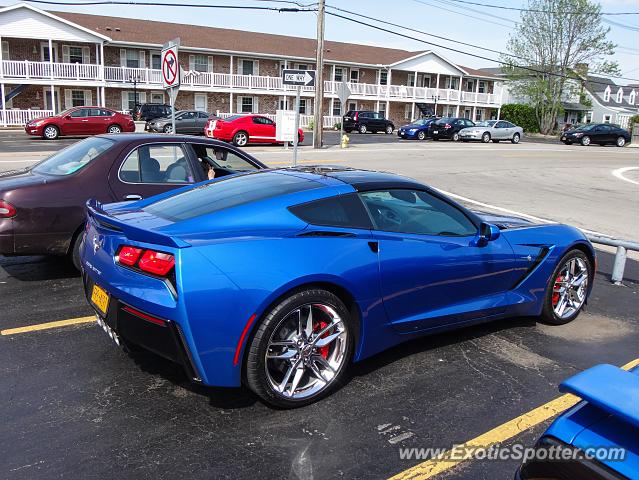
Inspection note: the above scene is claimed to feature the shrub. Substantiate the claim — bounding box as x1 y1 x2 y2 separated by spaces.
500 104 539 133
306 118 314 131
334 122 341 130
629 114 639 132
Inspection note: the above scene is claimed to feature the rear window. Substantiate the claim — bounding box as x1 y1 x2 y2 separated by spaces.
144 172 321 221
436 118 454 125
224 115 243 122
33 137 114 176
289 193 372 229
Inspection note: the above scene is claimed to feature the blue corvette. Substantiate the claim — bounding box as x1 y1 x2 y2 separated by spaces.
397 118 438 140
516 363 639 479
81 167 595 408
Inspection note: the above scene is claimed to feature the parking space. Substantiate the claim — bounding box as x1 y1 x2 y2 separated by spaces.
1 132 638 479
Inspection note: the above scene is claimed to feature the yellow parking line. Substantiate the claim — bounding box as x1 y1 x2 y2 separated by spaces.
1 316 96 336
389 357 639 480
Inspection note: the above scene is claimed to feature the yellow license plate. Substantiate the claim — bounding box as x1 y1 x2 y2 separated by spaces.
91 284 110 316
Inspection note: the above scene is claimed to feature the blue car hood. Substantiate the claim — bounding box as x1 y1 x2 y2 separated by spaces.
472 210 538 229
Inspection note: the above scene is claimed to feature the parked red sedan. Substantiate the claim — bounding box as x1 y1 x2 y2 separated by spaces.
25 106 135 140
205 114 304 146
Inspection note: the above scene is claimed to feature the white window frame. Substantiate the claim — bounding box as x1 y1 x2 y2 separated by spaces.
350 68 359 84
475 109 483 121
63 45 89 64
190 54 212 73
378 102 386 117
603 114 611 124
150 51 162 70
379 70 388 86
603 86 611 102
296 63 309 70
630 90 636 106
478 81 486 94
121 91 146 111
238 96 257 113
150 92 164 103
616 87 623 104
40 42 58 62
332 98 342 116
121 49 144 69
404 104 411 120
194 93 207 111
348 101 357 111
334 67 344 82
65 89 93 109
1 41 8 61
239 59 258 76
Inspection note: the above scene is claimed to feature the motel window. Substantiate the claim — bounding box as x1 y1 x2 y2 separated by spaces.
446 77 459 90
404 104 411 120
1 41 8 60
350 69 359 84
475 109 483 121
299 99 307 115
69 47 83 64
191 54 210 73
126 49 140 68
241 60 256 76
334 67 344 82
241 97 253 113
71 90 86 107
379 103 387 119
151 52 161 70
478 81 486 94
379 70 388 85
333 99 342 116
297 64 308 70
348 101 357 111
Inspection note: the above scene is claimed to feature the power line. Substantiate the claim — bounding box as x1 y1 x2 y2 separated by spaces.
324 9 639 85
441 0 639 16
603 18 639 33
20 0 317 11
413 0 515 29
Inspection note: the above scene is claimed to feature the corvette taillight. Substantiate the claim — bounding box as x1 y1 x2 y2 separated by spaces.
138 250 175 276
0 200 16 218
116 245 174 276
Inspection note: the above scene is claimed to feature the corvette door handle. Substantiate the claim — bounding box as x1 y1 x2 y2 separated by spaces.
124 194 142 200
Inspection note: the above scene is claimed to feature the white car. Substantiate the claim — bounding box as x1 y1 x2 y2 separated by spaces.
459 120 523 144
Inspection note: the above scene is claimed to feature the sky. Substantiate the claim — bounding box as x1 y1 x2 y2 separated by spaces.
2 0 639 84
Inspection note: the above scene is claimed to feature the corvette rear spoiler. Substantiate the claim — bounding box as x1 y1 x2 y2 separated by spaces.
86 199 190 249
559 364 639 429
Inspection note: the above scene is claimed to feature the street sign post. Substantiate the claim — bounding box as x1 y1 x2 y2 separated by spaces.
336 79 351 144
162 38 180 134
282 69 316 165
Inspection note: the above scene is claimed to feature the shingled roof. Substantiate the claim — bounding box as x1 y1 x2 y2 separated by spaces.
54 11 418 66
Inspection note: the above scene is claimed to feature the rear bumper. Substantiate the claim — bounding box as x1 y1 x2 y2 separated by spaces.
83 272 202 383
398 130 419 139
0 233 14 254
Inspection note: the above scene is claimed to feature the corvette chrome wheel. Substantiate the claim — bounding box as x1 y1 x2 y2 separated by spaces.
265 303 348 400
551 257 589 320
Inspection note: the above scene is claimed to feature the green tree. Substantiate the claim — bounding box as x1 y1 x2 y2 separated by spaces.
503 0 619 134
500 104 539 133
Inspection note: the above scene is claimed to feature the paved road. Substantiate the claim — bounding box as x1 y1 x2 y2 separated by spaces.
1 132 639 480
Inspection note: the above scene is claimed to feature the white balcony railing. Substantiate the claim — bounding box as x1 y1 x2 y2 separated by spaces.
217 112 341 128
0 61 500 106
1 60 101 80
0 109 53 126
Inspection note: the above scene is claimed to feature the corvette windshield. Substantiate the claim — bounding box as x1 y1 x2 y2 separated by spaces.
32 137 115 176
144 172 321 221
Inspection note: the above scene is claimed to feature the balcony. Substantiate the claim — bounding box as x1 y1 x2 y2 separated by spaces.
0 60 501 106
1 60 101 81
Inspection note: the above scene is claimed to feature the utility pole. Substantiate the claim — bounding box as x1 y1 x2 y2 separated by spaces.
313 0 325 149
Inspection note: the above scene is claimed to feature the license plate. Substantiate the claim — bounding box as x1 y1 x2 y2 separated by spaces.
91 284 110 316
433 130 438 134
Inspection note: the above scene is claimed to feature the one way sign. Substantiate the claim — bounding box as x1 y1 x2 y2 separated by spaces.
282 69 316 87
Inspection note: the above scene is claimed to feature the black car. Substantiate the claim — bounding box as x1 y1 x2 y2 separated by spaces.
146 110 217 135
133 103 173 122
561 123 630 147
428 117 475 141
343 110 394 134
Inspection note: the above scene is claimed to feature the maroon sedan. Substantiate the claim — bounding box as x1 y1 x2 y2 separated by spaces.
0 134 266 268
25 106 135 140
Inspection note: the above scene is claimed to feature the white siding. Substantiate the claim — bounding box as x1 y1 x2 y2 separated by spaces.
0 7 104 42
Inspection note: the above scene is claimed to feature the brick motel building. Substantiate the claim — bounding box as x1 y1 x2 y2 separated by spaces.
0 3 504 128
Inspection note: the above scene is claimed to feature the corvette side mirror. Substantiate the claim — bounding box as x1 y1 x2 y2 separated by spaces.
476 222 500 247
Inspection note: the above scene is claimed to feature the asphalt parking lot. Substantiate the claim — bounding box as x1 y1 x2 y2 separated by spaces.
1 131 638 479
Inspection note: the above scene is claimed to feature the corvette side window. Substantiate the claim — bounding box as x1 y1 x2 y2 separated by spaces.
359 189 476 237
289 194 372 229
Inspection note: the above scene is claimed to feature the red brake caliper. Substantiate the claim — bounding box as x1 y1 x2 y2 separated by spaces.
314 321 330 359
552 275 563 306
